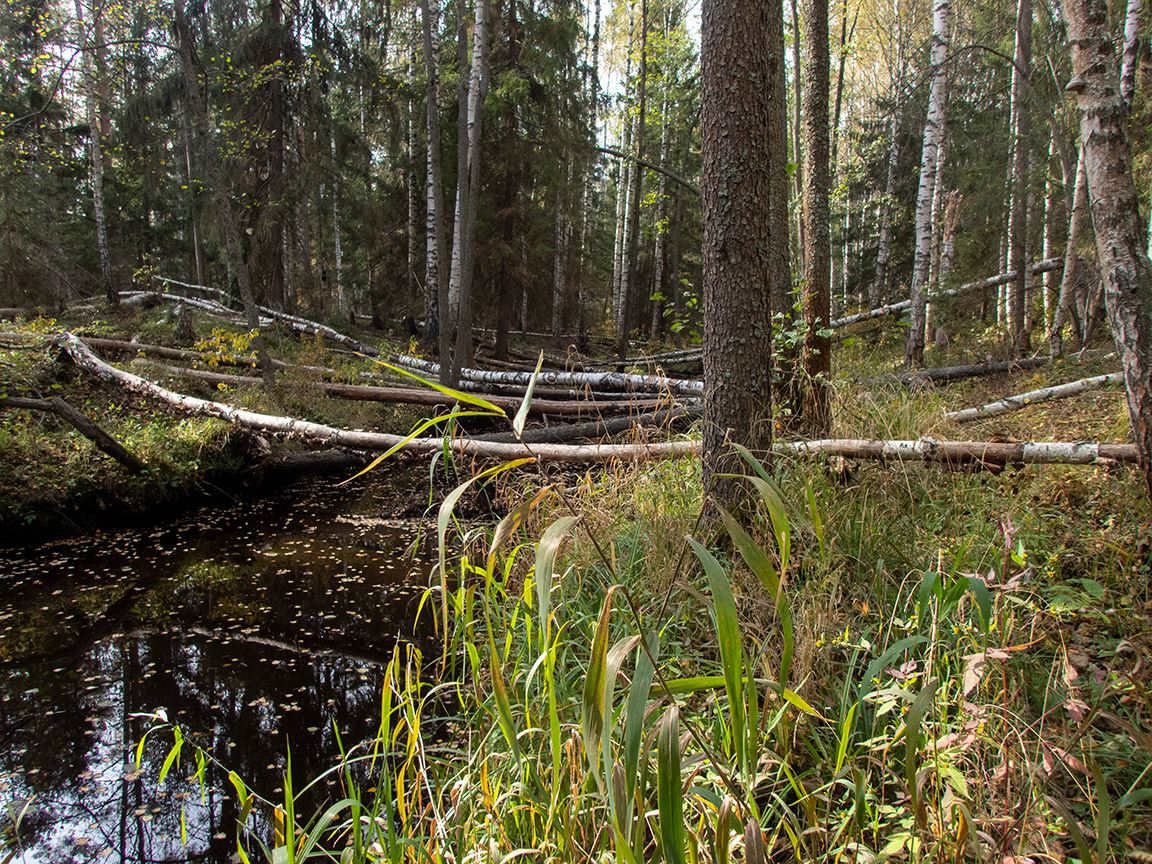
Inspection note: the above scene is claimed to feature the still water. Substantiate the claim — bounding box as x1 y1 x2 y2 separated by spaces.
0 467 439 862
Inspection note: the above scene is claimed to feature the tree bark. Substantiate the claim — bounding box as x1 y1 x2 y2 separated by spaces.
701 0 776 501
1066 0 1152 497
798 0 831 436
1121 0 1142 107
1052 146 1087 354
618 0 647 367
905 0 951 367
1007 0 1033 354
420 0 448 367
871 19 906 309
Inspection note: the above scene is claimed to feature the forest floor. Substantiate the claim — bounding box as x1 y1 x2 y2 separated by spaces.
2 302 1150 861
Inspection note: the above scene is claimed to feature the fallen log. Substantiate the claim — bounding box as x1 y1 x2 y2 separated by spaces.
831 258 1063 329
944 372 1126 423
133 359 675 418
866 357 1050 386
57 333 696 463
473 406 701 444
393 354 705 396
777 438 1137 465
0 394 145 472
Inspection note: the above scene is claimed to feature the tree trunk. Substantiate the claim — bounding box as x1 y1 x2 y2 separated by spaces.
1066 0 1152 497
904 0 951 367
618 0 647 367
926 111 949 343
173 4 274 387
798 0 831 436
945 372 1125 422
701 0 776 501
419 0 449 373
1121 0 1142 106
790 0 806 275
1007 0 1032 354
408 6 419 308
650 91 670 341
871 58 905 308
452 0 490 379
74 0 115 308
1051 145 1087 355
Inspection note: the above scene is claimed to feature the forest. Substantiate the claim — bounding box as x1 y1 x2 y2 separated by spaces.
1 0 1152 861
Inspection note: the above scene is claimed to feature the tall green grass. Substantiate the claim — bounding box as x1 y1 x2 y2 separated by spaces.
123 364 1151 864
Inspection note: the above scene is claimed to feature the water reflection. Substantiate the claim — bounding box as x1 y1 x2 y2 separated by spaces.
0 468 438 862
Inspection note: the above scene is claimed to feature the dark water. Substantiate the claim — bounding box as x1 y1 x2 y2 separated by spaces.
0 468 439 863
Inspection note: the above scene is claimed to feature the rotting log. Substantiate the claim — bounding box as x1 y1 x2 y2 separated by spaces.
0 394 145 472
57 333 696 463
132 359 676 418
944 372 1126 422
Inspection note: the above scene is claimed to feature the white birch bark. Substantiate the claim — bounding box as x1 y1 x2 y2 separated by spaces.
1121 0 1142 106
1007 0 1032 352
836 258 1061 328
330 124 344 312
904 0 950 366
780 437 1137 464
407 5 419 301
926 113 948 343
58 334 695 464
945 372 1125 422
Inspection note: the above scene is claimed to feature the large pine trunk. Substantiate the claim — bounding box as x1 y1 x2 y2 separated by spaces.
701 0 776 501
1066 0 1152 497
904 0 951 367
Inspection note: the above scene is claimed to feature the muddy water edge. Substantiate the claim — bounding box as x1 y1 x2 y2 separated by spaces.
0 465 447 863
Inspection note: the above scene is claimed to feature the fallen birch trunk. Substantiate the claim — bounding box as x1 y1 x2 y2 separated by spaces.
0 394 145 472
133 359 674 417
127 289 704 397
831 258 1063 329
393 354 705 396
57 333 695 463
777 438 1137 464
944 372 1125 422
867 357 1050 386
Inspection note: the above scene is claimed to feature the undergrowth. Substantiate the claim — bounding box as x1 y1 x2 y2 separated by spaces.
112 369 1152 864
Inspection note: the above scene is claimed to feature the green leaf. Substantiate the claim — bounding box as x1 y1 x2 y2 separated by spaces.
513 352 545 437
624 632 659 805
339 410 497 485
489 641 522 766
905 677 940 829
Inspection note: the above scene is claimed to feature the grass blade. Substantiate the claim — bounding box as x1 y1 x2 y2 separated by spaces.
718 509 794 686
688 538 746 772
513 352 545 437
534 515 582 642
373 360 506 413
338 409 496 484
624 631 659 805
582 585 620 787
657 705 686 864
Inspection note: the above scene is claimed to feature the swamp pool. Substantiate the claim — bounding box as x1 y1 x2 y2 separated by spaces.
0 467 440 863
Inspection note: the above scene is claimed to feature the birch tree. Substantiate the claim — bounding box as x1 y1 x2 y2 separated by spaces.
419 0 449 375
1007 0 1032 353
904 0 950 367
1065 0 1152 497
